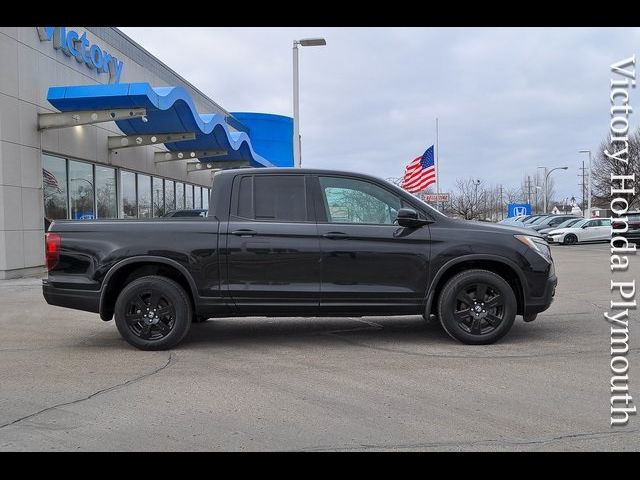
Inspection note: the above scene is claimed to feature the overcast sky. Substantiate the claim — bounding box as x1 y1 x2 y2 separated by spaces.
119 27 640 201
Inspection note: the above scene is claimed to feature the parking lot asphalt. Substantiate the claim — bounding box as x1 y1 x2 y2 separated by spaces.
0 242 638 451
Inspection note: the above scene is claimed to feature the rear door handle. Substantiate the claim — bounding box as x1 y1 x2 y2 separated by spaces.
232 229 257 237
323 232 349 239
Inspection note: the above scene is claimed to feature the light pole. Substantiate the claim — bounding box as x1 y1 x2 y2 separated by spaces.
579 150 592 219
537 166 568 213
293 37 326 168
473 179 481 219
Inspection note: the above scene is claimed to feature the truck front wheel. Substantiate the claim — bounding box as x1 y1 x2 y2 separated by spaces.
114 275 192 351
437 269 517 345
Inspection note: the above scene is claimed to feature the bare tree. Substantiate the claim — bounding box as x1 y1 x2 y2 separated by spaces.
592 127 640 210
449 178 486 220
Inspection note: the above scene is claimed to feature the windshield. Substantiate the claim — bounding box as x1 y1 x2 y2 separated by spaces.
559 219 588 229
555 218 582 229
528 216 549 225
523 216 543 224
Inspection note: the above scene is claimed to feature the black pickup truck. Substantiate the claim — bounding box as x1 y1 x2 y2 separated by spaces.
43 168 557 350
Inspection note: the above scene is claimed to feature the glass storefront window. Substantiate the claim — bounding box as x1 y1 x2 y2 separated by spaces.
175 182 184 210
120 170 137 218
42 155 68 220
137 174 151 218
185 184 193 209
68 160 95 220
203 188 209 210
152 177 164 217
95 166 117 219
194 186 202 209
164 180 175 213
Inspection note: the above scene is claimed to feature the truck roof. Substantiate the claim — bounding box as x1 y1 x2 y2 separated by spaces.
215 167 391 183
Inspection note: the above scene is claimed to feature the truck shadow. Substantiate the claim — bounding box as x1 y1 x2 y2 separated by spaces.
178 315 560 350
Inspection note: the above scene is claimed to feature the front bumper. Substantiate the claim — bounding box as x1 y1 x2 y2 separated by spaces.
42 279 100 314
546 234 563 244
523 273 557 316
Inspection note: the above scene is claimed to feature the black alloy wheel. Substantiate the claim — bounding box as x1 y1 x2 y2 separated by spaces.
437 269 517 345
114 276 192 350
124 290 176 340
564 234 577 245
453 282 505 335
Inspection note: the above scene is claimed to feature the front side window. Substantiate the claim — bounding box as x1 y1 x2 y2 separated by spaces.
42 155 68 220
319 176 401 225
68 160 94 220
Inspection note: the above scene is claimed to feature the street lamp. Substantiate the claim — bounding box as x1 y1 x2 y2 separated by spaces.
579 150 592 219
537 166 568 214
473 179 481 218
293 37 326 168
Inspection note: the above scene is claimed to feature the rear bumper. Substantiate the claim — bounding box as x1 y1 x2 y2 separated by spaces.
524 273 557 316
42 280 100 314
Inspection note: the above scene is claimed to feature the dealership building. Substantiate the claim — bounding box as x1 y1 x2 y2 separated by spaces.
0 27 293 279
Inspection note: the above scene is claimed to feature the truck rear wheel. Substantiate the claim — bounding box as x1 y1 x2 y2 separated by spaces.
437 269 516 345
114 275 192 351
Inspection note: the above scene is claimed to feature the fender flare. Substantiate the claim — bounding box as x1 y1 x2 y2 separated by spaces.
424 254 528 315
99 256 199 319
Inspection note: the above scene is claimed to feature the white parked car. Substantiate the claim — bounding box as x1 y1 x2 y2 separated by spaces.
546 218 611 245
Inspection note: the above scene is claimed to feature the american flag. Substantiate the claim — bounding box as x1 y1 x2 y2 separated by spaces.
43 169 61 193
401 145 436 193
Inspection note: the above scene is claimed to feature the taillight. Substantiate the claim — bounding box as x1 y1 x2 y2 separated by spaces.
45 232 61 271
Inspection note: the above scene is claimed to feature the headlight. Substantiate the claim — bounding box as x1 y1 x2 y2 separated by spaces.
514 234 552 261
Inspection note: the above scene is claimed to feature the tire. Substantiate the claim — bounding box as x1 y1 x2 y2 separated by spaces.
564 234 577 245
437 269 517 345
114 275 192 351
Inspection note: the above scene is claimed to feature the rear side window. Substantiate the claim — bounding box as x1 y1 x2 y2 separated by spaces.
235 175 308 222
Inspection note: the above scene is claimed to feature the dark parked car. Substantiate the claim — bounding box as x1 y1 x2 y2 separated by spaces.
42 168 557 350
527 215 581 232
613 211 640 245
163 209 208 218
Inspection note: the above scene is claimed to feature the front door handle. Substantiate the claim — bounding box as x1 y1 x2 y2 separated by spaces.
323 232 349 239
232 229 257 237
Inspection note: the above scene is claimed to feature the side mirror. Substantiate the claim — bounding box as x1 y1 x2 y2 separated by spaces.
397 208 430 227
581 224 589 229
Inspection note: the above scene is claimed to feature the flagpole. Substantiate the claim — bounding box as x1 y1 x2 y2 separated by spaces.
435 117 439 211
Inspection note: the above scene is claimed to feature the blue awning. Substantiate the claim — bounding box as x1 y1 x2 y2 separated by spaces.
46 82 274 167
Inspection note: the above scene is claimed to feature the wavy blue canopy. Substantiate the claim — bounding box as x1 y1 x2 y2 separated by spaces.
46 82 274 167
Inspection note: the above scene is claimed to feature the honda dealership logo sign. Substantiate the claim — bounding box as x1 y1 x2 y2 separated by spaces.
37 27 124 83
507 203 532 218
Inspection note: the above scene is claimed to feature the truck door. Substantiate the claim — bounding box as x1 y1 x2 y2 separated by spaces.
312 175 431 315
224 173 321 315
